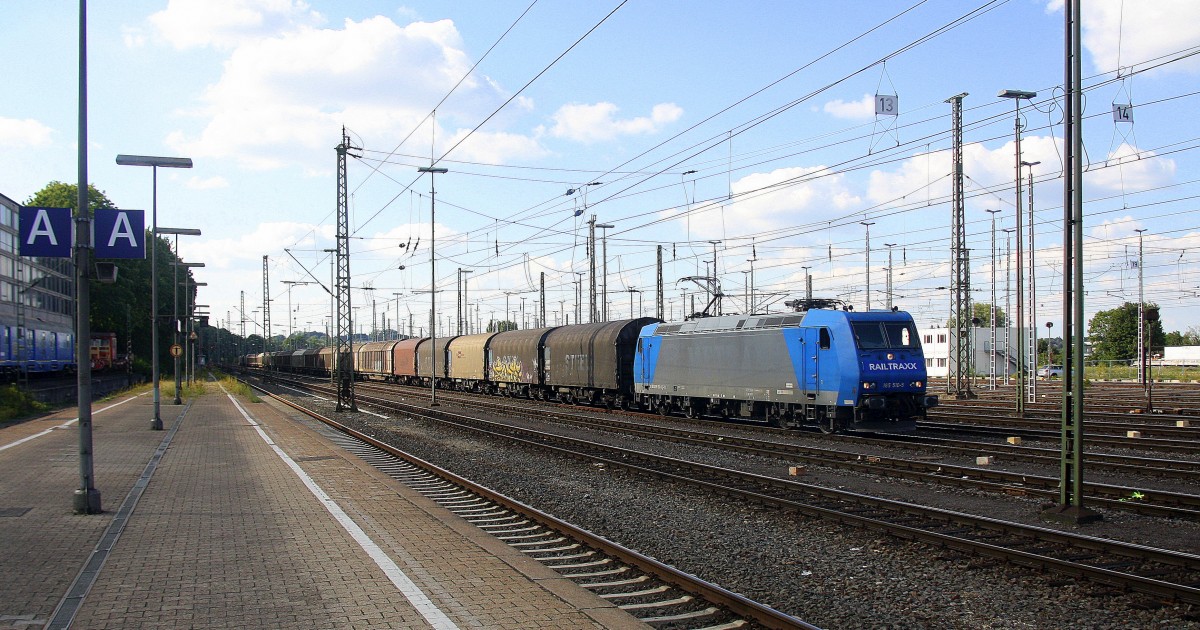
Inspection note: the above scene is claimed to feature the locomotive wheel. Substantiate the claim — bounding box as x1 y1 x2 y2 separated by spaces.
768 406 787 429
685 403 700 419
656 399 670 416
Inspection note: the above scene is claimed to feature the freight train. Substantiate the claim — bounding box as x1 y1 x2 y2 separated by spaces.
242 302 936 433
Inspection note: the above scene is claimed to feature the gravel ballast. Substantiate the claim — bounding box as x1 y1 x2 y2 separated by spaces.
287 391 1200 629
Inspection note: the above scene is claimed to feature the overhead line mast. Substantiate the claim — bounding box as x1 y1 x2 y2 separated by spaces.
945 92 974 400
336 127 359 412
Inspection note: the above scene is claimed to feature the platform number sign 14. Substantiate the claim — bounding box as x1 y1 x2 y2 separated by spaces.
876 95 898 116
1113 103 1133 123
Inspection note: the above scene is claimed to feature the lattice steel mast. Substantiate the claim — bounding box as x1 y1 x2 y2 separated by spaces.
262 255 270 355
946 93 975 399
335 127 358 411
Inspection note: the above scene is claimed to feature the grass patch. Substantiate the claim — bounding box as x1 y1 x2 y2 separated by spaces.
218 376 260 402
0 384 50 423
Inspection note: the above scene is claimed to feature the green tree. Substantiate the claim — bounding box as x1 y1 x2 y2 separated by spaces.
947 302 1006 329
1087 302 1165 361
1165 326 1200 346
24 181 191 372
25 180 117 214
488 319 518 332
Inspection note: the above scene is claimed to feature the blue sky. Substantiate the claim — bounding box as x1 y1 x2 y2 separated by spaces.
3 0 1200 339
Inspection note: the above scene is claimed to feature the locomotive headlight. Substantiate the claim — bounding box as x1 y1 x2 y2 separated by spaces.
861 381 874 390
912 380 923 388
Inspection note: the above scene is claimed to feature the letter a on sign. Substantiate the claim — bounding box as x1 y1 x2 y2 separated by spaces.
94 209 146 259
19 206 72 257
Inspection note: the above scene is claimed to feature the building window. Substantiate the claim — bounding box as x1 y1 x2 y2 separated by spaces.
937 334 947 343
937 358 947 367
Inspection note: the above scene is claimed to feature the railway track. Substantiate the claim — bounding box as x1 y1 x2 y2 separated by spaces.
254 374 1200 605
271 373 1200 518
248 378 813 630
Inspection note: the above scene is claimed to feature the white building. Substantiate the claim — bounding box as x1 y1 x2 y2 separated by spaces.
918 326 1027 379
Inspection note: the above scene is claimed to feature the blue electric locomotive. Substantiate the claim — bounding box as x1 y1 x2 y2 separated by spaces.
633 304 936 432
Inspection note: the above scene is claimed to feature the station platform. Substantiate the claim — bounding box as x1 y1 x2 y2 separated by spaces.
0 382 647 629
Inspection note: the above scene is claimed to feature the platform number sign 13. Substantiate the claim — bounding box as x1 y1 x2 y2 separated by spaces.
876 95 898 116
1113 103 1133 123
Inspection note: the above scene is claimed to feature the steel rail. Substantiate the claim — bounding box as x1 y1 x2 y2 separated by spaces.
311 383 1200 606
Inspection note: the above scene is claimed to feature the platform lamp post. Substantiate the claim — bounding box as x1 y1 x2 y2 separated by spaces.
115 154 193 430
163 227 202 397
191 301 208 384
998 89 1036 411
186 278 207 384
182 274 206 384
861 221 875 310
418 164 448 406
170 259 204 404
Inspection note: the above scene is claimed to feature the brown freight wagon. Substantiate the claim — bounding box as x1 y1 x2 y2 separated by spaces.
446 333 498 391
487 327 557 397
416 336 459 386
392 338 423 385
355 340 399 381
543 317 659 408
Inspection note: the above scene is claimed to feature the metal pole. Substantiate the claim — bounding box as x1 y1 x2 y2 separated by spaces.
172 234 181 404
418 165 447 405
987 209 1001 390
999 88 1037 411
1137 229 1146 385
151 166 161 424
861 222 874 310
74 0 100 512
884 244 896 310
588 216 597 323
1003 229 1013 385
1024 161 1041 404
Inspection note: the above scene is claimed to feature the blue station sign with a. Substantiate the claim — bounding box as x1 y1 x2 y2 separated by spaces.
18 206 146 259
19 206 72 257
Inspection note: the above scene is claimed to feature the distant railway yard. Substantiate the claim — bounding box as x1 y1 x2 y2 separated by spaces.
241 368 1200 629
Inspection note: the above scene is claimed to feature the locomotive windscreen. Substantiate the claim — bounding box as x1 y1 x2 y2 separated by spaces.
852 321 920 349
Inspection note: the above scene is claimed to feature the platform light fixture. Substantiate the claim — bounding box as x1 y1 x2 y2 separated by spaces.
116 154 193 430
170 260 204 403
997 89 1036 415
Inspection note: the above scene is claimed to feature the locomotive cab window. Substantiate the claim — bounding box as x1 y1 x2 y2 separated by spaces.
852 321 920 349
819 328 831 350
885 322 919 348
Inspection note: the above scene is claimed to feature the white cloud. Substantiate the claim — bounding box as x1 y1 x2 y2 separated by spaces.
548 102 683 143
1086 143 1176 191
1046 0 1200 74
443 129 549 164
867 135 1064 205
667 166 861 240
823 94 875 120
149 0 324 50
0 117 54 148
164 15 506 170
